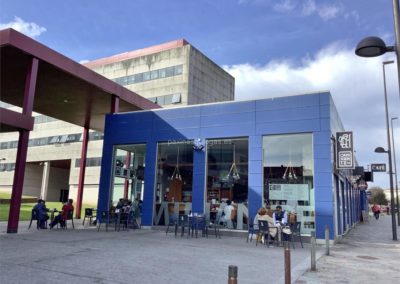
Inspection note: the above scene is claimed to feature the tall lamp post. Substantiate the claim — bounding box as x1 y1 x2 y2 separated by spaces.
391 117 399 225
355 0 400 101
371 59 398 241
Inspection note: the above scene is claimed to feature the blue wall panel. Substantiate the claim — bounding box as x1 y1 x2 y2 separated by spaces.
98 92 359 239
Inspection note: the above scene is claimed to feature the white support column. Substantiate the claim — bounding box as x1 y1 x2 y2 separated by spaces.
40 162 50 200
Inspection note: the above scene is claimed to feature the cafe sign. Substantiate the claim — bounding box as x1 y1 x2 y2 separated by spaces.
371 163 386 172
336 131 354 169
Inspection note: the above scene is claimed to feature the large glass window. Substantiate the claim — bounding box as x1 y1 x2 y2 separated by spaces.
154 141 194 225
110 144 146 207
206 138 248 230
263 133 314 235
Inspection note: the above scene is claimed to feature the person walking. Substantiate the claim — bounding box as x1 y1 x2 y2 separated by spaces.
371 204 381 220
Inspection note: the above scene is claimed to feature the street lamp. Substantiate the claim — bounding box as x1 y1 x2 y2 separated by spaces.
391 117 399 226
355 0 400 101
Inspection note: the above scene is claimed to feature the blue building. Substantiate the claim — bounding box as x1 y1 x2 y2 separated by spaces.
98 92 362 241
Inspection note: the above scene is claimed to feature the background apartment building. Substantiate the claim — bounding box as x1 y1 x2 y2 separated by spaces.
0 39 234 205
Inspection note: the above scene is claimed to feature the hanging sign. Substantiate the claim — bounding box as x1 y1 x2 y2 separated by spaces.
371 163 386 172
336 131 354 169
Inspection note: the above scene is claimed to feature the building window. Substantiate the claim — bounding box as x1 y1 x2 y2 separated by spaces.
206 137 249 230
154 141 193 226
110 144 146 206
263 133 314 235
112 64 183 86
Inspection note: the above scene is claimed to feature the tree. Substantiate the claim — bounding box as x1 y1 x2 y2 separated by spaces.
368 187 388 205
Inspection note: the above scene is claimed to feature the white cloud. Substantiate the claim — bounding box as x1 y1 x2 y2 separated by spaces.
301 0 316 16
274 0 296 12
0 16 46 38
318 4 341 21
224 43 400 189
79 59 90 64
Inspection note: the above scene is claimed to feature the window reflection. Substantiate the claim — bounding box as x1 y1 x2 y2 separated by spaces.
111 144 146 208
206 138 248 230
154 141 193 225
263 133 314 235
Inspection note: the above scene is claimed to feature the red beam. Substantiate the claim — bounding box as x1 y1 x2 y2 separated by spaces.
7 57 38 234
75 127 89 219
0 108 34 131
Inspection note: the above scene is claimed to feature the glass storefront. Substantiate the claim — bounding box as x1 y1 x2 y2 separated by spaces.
111 144 146 206
206 138 248 230
154 141 193 225
263 133 314 235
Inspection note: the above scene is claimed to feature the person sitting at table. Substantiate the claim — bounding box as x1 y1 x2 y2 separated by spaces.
49 199 74 229
272 205 291 241
254 207 277 244
33 199 49 229
273 205 288 225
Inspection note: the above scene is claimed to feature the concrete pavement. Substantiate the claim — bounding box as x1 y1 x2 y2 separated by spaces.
0 214 398 284
296 214 400 283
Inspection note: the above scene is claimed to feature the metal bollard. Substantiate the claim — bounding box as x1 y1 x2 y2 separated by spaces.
228 265 238 284
284 242 291 284
325 225 330 256
310 231 316 271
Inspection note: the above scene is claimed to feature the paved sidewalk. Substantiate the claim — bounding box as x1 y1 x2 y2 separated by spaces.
296 214 400 283
0 221 319 284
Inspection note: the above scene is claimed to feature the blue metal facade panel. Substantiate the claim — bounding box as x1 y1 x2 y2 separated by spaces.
98 92 357 240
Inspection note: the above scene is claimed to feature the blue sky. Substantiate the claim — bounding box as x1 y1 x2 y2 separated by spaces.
1 0 399 190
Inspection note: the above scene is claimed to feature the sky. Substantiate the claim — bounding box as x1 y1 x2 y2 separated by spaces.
1 0 399 189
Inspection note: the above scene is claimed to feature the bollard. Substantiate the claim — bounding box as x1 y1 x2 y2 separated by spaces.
310 231 316 271
284 241 291 284
325 225 330 256
228 265 238 284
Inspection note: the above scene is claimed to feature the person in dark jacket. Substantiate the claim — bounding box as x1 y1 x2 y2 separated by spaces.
33 199 49 229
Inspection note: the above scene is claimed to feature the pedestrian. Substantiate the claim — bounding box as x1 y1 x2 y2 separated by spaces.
371 204 381 220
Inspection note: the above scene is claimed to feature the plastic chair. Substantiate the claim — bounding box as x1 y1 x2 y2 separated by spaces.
97 211 110 231
246 217 258 242
28 209 40 230
209 213 223 239
166 213 179 237
63 209 75 229
178 214 190 237
256 220 277 247
289 221 304 248
116 211 129 231
191 214 208 238
82 208 95 226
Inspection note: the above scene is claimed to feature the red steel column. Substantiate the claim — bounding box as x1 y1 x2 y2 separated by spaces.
111 95 119 113
7 58 38 233
123 153 131 199
75 127 89 219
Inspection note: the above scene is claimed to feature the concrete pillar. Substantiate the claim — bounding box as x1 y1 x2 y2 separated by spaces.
40 161 50 200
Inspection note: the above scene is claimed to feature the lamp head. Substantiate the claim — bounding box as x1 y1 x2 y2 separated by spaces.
355 36 393 57
374 147 387 153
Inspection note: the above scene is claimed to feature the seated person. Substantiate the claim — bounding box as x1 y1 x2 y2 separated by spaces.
273 205 291 241
33 199 49 229
254 207 278 243
49 199 74 229
273 205 288 225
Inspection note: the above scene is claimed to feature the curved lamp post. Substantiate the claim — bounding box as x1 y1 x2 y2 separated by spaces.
355 0 400 101
391 117 399 226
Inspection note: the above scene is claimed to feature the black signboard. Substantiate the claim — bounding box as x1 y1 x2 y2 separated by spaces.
336 131 354 169
371 163 386 172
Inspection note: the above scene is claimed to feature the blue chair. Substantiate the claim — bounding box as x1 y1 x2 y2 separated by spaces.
28 209 40 230
166 213 179 237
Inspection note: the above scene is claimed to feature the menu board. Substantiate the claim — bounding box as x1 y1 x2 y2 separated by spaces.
269 184 309 201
